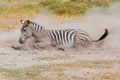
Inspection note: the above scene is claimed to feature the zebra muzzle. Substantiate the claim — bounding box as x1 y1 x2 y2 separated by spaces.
19 39 24 44
19 37 26 44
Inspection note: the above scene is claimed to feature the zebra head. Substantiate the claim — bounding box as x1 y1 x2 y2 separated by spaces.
19 20 43 44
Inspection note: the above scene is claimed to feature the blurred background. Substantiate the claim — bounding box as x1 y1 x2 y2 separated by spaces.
0 0 119 31
0 0 120 48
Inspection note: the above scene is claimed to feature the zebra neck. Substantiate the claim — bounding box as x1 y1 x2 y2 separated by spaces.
41 29 47 37
32 29 46 42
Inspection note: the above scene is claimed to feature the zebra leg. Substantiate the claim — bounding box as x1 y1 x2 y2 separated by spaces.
55 45 65 51
20 37 36 50
11 43 22 50
33 41 53 50
57 48 65 51
12 37 36 51
33 42 47 50
74 35 84 50
74 40 81 50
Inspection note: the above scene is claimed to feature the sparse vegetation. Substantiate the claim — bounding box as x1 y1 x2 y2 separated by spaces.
35 54 72 61
0 4 40 18
1 60 120 80
40 0 119 16
40 0 91 16
0 0 40 2
0 3 40 31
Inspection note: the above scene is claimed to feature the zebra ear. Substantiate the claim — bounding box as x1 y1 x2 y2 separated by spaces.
20 20 25 24
26 20 30 24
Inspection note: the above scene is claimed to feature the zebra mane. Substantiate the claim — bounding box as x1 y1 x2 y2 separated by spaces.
29 20 43 32
20 20 43 32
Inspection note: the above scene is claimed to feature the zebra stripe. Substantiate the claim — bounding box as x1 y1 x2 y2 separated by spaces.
26 21 91 47
28 21 43 33
20 20 108 48
46 29 88 47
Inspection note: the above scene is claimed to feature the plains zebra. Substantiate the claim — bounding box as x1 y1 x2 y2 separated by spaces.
19 20 108 50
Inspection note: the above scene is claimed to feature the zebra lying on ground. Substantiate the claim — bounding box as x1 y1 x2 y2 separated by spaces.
19 20 108 50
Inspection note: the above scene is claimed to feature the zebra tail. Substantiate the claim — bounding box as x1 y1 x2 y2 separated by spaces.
11 45 21 50
93 29 108 42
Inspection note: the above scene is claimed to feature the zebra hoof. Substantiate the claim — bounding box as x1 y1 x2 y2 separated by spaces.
11 44 21 50
11 45 21 50
57 48 65 51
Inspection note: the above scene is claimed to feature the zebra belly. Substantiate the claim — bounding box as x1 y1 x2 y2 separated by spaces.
65 41 74 48
54 39 75 48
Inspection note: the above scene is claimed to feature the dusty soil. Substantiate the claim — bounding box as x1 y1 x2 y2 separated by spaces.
0 49 120 68
0 12 120 79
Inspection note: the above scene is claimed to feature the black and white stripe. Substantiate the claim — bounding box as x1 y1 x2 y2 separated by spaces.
20 20 108 48
46 29 91 47
24 21 92 47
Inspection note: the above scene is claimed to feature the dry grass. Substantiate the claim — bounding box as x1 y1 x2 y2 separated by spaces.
0 19 17 31
0 1 41 31
0 4 40 31
1 60 120 80
91 72 120 80
40 0 119 16
0 0 40 2
0 4 40 19
35 54 72 61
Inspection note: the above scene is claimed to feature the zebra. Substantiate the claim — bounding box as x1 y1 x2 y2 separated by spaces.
19 20 108 50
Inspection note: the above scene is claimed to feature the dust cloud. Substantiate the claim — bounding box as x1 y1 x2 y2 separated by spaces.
0 29 20 50
0 1 120 50
86 2 120 48
60 1 120 48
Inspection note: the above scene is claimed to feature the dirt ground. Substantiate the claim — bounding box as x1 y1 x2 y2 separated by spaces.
0 11 120 80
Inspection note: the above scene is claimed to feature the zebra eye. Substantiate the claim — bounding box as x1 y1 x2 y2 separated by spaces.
24 29 27 31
